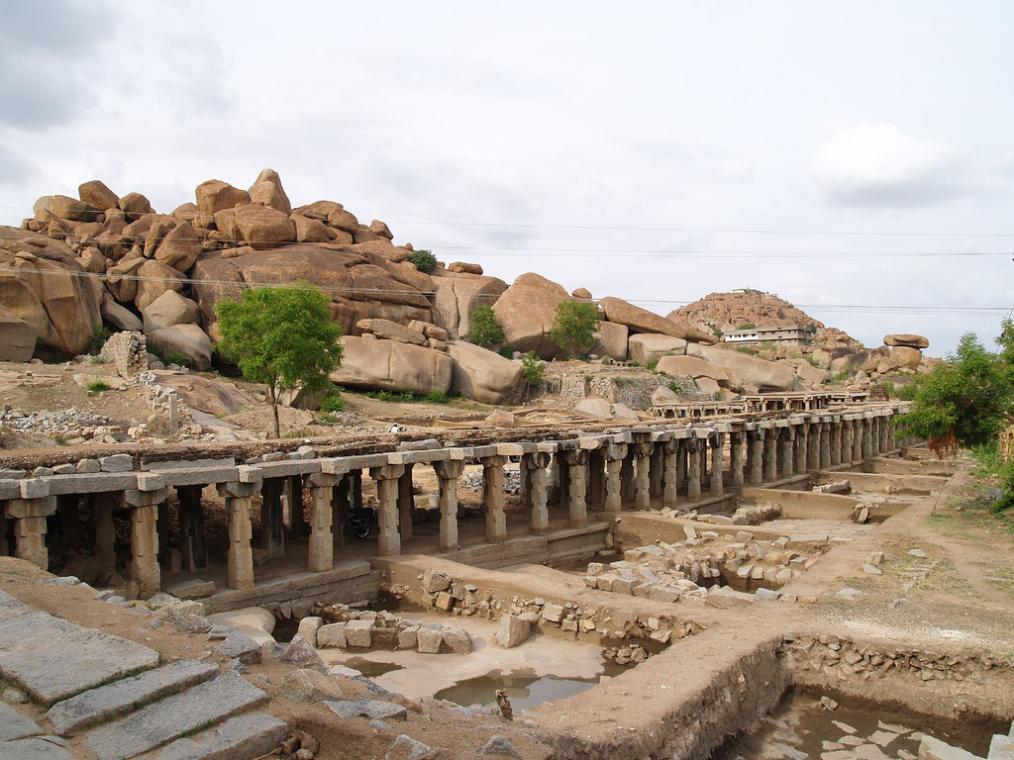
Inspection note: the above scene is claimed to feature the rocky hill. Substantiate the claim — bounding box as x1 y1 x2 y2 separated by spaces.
0 171 931 426
670 289 861 350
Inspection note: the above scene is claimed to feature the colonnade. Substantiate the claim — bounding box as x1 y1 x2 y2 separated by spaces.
0 406 912 597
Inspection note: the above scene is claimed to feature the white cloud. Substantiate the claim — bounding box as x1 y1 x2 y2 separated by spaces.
811 123 970 207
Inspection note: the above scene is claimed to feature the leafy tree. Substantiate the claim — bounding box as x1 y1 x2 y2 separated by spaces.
897 332 1012 450
216 283 343 437
550 301 599 358
408 249 437 273
469 305 505 349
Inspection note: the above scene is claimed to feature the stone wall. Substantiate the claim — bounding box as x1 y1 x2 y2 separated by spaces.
99 331 148 378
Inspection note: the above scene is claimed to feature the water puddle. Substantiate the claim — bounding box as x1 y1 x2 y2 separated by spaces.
434 661 629 712
711 689 1001 759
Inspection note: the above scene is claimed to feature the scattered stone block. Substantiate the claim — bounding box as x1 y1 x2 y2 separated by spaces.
279 669 344 703
165 580 215 600
918 735 982 760
0 702 41 740
325 699 407 722
0 737 74 759
477 735 522 757
862 564 883 575
541 603 564 623
495 615 531 648
296 617 323 647
441 628 471 654
279 635 325 669
384 734 435 760
217 633 262 664
344 620 372 648
316 623 347 649
416 628 442 654
98 454 133 473
153 712 288 760
397 626 419 650
420 570 451 593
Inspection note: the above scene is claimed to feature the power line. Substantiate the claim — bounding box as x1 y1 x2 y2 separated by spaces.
2 264 1008 317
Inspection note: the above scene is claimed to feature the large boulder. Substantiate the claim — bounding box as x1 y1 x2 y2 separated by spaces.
134 260 186 311
599 297 716 343
656 355 730 385
628 333 687 365
592 321 628 361
0 229 103 356
153 222 202 271
793 361 829 386
326 205 359 233
491 273 570 359
330 336 453 395
447 341 523 404
196 180 251 216
248 168 291 214
118 192 153 220
229 204 295 249
190 245 435 339
686 344 799 392
100 292 142 332
889 345 923 370
431 269 508 340
0 305 37 361
142 290 200 331
146 323 212 369
78 180 119 211
292 214 335 243
356 318 426 345
884 333 928 349
35 194 100 222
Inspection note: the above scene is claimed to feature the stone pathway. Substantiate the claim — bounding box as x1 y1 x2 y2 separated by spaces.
0 591 287 759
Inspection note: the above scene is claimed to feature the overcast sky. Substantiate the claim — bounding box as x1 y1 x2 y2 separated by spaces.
2 1 1012 355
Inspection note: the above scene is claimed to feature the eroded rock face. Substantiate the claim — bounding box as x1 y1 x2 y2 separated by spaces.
492 272 570 359
600 296 716 344
431 269 508 340
330 336 453 395
447 340 523 404
78 180 119 211
0 229 102 356
628 333 687 365
656 355 730 384
889 345 923 370
593 321 629 361
248 168 291 214
0 305 37 361
196 180 251 216
147 323 213 369
686 344 799 392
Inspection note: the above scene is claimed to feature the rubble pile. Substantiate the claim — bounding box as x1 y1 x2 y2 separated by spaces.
691 502 783 526
308 603 472 655
0 406 118 444
462 467 522 494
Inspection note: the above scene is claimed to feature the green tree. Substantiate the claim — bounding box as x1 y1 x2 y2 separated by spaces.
897 332 1013 449
550 301 599 358
215 283 343 437
468 305 505 349
408 249 437 273
521 352 545 385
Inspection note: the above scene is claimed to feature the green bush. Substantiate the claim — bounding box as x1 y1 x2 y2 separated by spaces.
408 249 437 273
736 322 756 330
521 352 545 385
86 380 111 394
423 389 451 404
320 391 345 413
469 305 505 349
90 322 110 354
550 301 599 358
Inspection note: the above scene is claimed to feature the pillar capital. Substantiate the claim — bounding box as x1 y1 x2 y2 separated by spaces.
434 459 466 480
369 463 406 482
603 442 628 461
522 451 552 470
562 449 589 466
217 480 259 499
307 472 340 488
5 496 57 519
124 487 168 508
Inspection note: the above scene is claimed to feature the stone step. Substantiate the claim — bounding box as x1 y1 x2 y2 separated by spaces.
82 671 268 760
45 660 219 735
0 736 74 760
0 591 29 623
153 712 288 760
0 702 42 741
0 612 160 705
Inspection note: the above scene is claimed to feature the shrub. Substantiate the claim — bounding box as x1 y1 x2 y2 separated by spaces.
86 380 111 394
90 322 110 354
164 352 191 368
423 389 450 404
320 391 345 414
550 301 599 358
521 352 545 385
469 305 505 349
498 346 514 359
408 249 437 273
737 322 756 330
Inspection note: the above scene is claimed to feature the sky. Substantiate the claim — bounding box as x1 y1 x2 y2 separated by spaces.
1 0 1012 356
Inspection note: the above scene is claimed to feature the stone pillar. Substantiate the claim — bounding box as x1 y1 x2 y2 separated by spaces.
686 440 702 501
522 452 551 532
307 473 337 572
676 441 688 493
177 485 208 572
853 419 864 462
862 418 873 460
882 416 892 451
5 496 56 571
830 422 842 466
287 476 308 539
259 479 285 559
397 464 415 542
794 425 808 474
603 443 626 514
763 429 778 482
331 476 351 548
808 421 821 470
870 418 881 455
481 455 508 543
125 487 166 597
634 442 652 510
350 470 363 511
370 464 405 556
620 448 636 504
710 434 725 496
780 429 794 479
662 439 679 507
563 449 589 528
748 431 764 486
842 420 853 464
93 493 118 579
730 433 745 488
820 422 832 469
434 459 466 551
587 448 606 509
218 480 258 590
650 445 665 498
